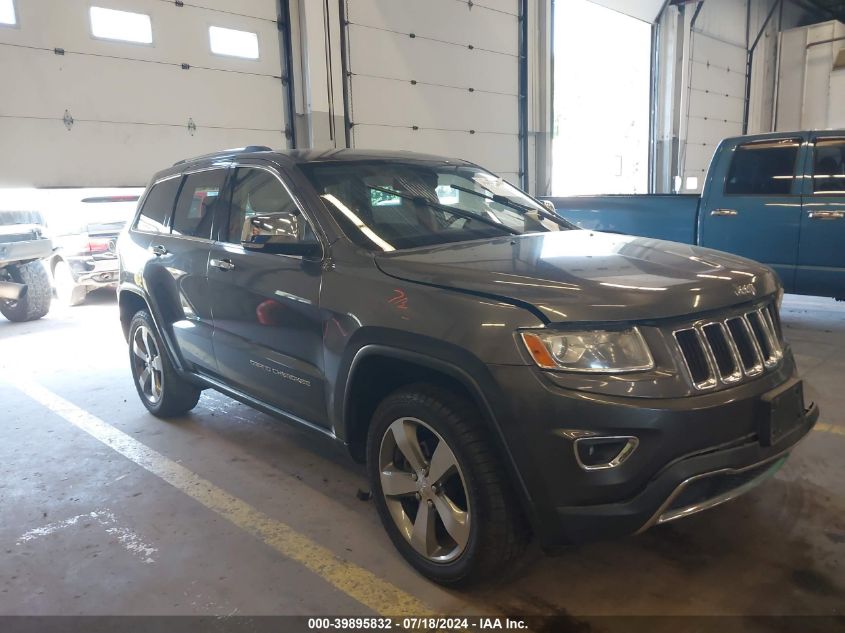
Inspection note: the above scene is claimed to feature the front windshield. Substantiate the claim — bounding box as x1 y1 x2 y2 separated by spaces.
299 160 571 251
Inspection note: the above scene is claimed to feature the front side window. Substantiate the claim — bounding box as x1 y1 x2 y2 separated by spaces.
226 167 314 246
90 6 153 44
299 161 570 252
725 139 800 196
135 177 180 234
813 139 845 195
171 170 227 239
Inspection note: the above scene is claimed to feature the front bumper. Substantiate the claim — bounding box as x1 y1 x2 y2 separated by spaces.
485 359 819 547
0 238 53 266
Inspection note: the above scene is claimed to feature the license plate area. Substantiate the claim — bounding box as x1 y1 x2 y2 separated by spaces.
759 379 805 447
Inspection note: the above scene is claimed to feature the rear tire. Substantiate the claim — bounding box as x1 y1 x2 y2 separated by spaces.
0 262 52 322
53 260 88 306
128 310 201 417
366 383 528 586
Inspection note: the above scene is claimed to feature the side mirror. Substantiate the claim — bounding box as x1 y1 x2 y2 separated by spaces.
241 211 321 257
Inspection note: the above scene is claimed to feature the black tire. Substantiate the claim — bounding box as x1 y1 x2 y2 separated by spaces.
0 262 52 322
128 310 201 417
366 383 528 586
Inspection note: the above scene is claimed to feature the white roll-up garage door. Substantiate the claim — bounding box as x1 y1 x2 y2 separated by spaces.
341 0 523 183
0 0 290 187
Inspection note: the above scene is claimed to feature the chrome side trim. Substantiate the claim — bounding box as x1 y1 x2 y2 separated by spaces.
193 371 337 440
573 435 639 471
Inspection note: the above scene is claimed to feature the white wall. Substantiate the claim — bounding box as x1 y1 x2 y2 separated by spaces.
775 20 845 131
0 0 288 187
337 0 522 182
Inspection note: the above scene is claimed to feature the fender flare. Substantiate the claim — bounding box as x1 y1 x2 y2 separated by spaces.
118 284 189 375
340 343 536 523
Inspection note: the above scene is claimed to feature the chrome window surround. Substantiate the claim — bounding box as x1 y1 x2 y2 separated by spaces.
673 304 783 391
131 162 327 260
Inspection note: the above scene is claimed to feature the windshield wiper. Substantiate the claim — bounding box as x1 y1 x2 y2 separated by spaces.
449 184 571 229
367 185 522 236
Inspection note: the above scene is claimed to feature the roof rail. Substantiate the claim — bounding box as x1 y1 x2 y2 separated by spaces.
172 146 273 166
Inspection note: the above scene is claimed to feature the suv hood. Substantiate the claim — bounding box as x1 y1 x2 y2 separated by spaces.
374 231 779 323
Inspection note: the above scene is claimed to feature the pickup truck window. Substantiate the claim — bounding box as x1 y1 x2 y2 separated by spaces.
300 161 565 251
813 138 845 195
725 139 800 196
135 176 181 234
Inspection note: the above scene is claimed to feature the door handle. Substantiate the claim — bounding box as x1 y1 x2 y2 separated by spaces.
710 208 738 217
808 210 845 220
210 258 235 271
150 244 168 256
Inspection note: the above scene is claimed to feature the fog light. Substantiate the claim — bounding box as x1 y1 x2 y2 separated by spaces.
574 436 638 471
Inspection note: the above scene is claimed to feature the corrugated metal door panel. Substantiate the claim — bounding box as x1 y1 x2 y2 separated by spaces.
344 0 521 177
0 0 289 187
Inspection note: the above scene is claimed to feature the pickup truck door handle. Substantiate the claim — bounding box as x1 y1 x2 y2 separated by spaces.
210 258 235 271
150 244 168 256
808 210 845 220
710 208 738 217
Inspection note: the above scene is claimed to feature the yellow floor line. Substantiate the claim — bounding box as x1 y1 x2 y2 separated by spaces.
9 377 434 617
815 422 845 436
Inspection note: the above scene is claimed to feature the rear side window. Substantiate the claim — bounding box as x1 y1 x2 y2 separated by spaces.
172 169 228 239
135 177 180 234
813 138 845 194
725 139 800 196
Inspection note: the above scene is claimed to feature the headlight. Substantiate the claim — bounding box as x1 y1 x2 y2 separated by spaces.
520 327 654 373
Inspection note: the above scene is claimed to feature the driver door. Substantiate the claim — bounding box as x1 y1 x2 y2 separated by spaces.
208 163 329 428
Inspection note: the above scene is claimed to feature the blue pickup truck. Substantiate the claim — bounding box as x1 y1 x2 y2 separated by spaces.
545 131 845 301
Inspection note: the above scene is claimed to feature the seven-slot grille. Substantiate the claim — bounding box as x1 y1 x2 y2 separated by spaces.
673 302 783 390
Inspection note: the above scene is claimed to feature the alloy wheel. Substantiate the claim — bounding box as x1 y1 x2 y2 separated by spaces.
378 417 470 563
131 325 164 404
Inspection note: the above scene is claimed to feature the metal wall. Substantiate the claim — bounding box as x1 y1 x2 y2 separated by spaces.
339 0 524 184
776 20 845 130
0 0 290 187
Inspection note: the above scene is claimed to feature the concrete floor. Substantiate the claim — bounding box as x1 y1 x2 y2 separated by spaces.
0 290 843 622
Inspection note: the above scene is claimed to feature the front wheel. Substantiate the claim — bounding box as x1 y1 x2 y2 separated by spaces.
128 310 201 417
366 384 528 586
0 261 52 322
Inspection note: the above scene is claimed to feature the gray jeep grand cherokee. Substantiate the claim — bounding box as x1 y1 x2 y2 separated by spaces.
117 147 819 585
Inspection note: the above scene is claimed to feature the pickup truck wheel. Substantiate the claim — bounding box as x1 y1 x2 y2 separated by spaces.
128 310 200 418
53 260 88 306
0 262 52 322
367 384 528 586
